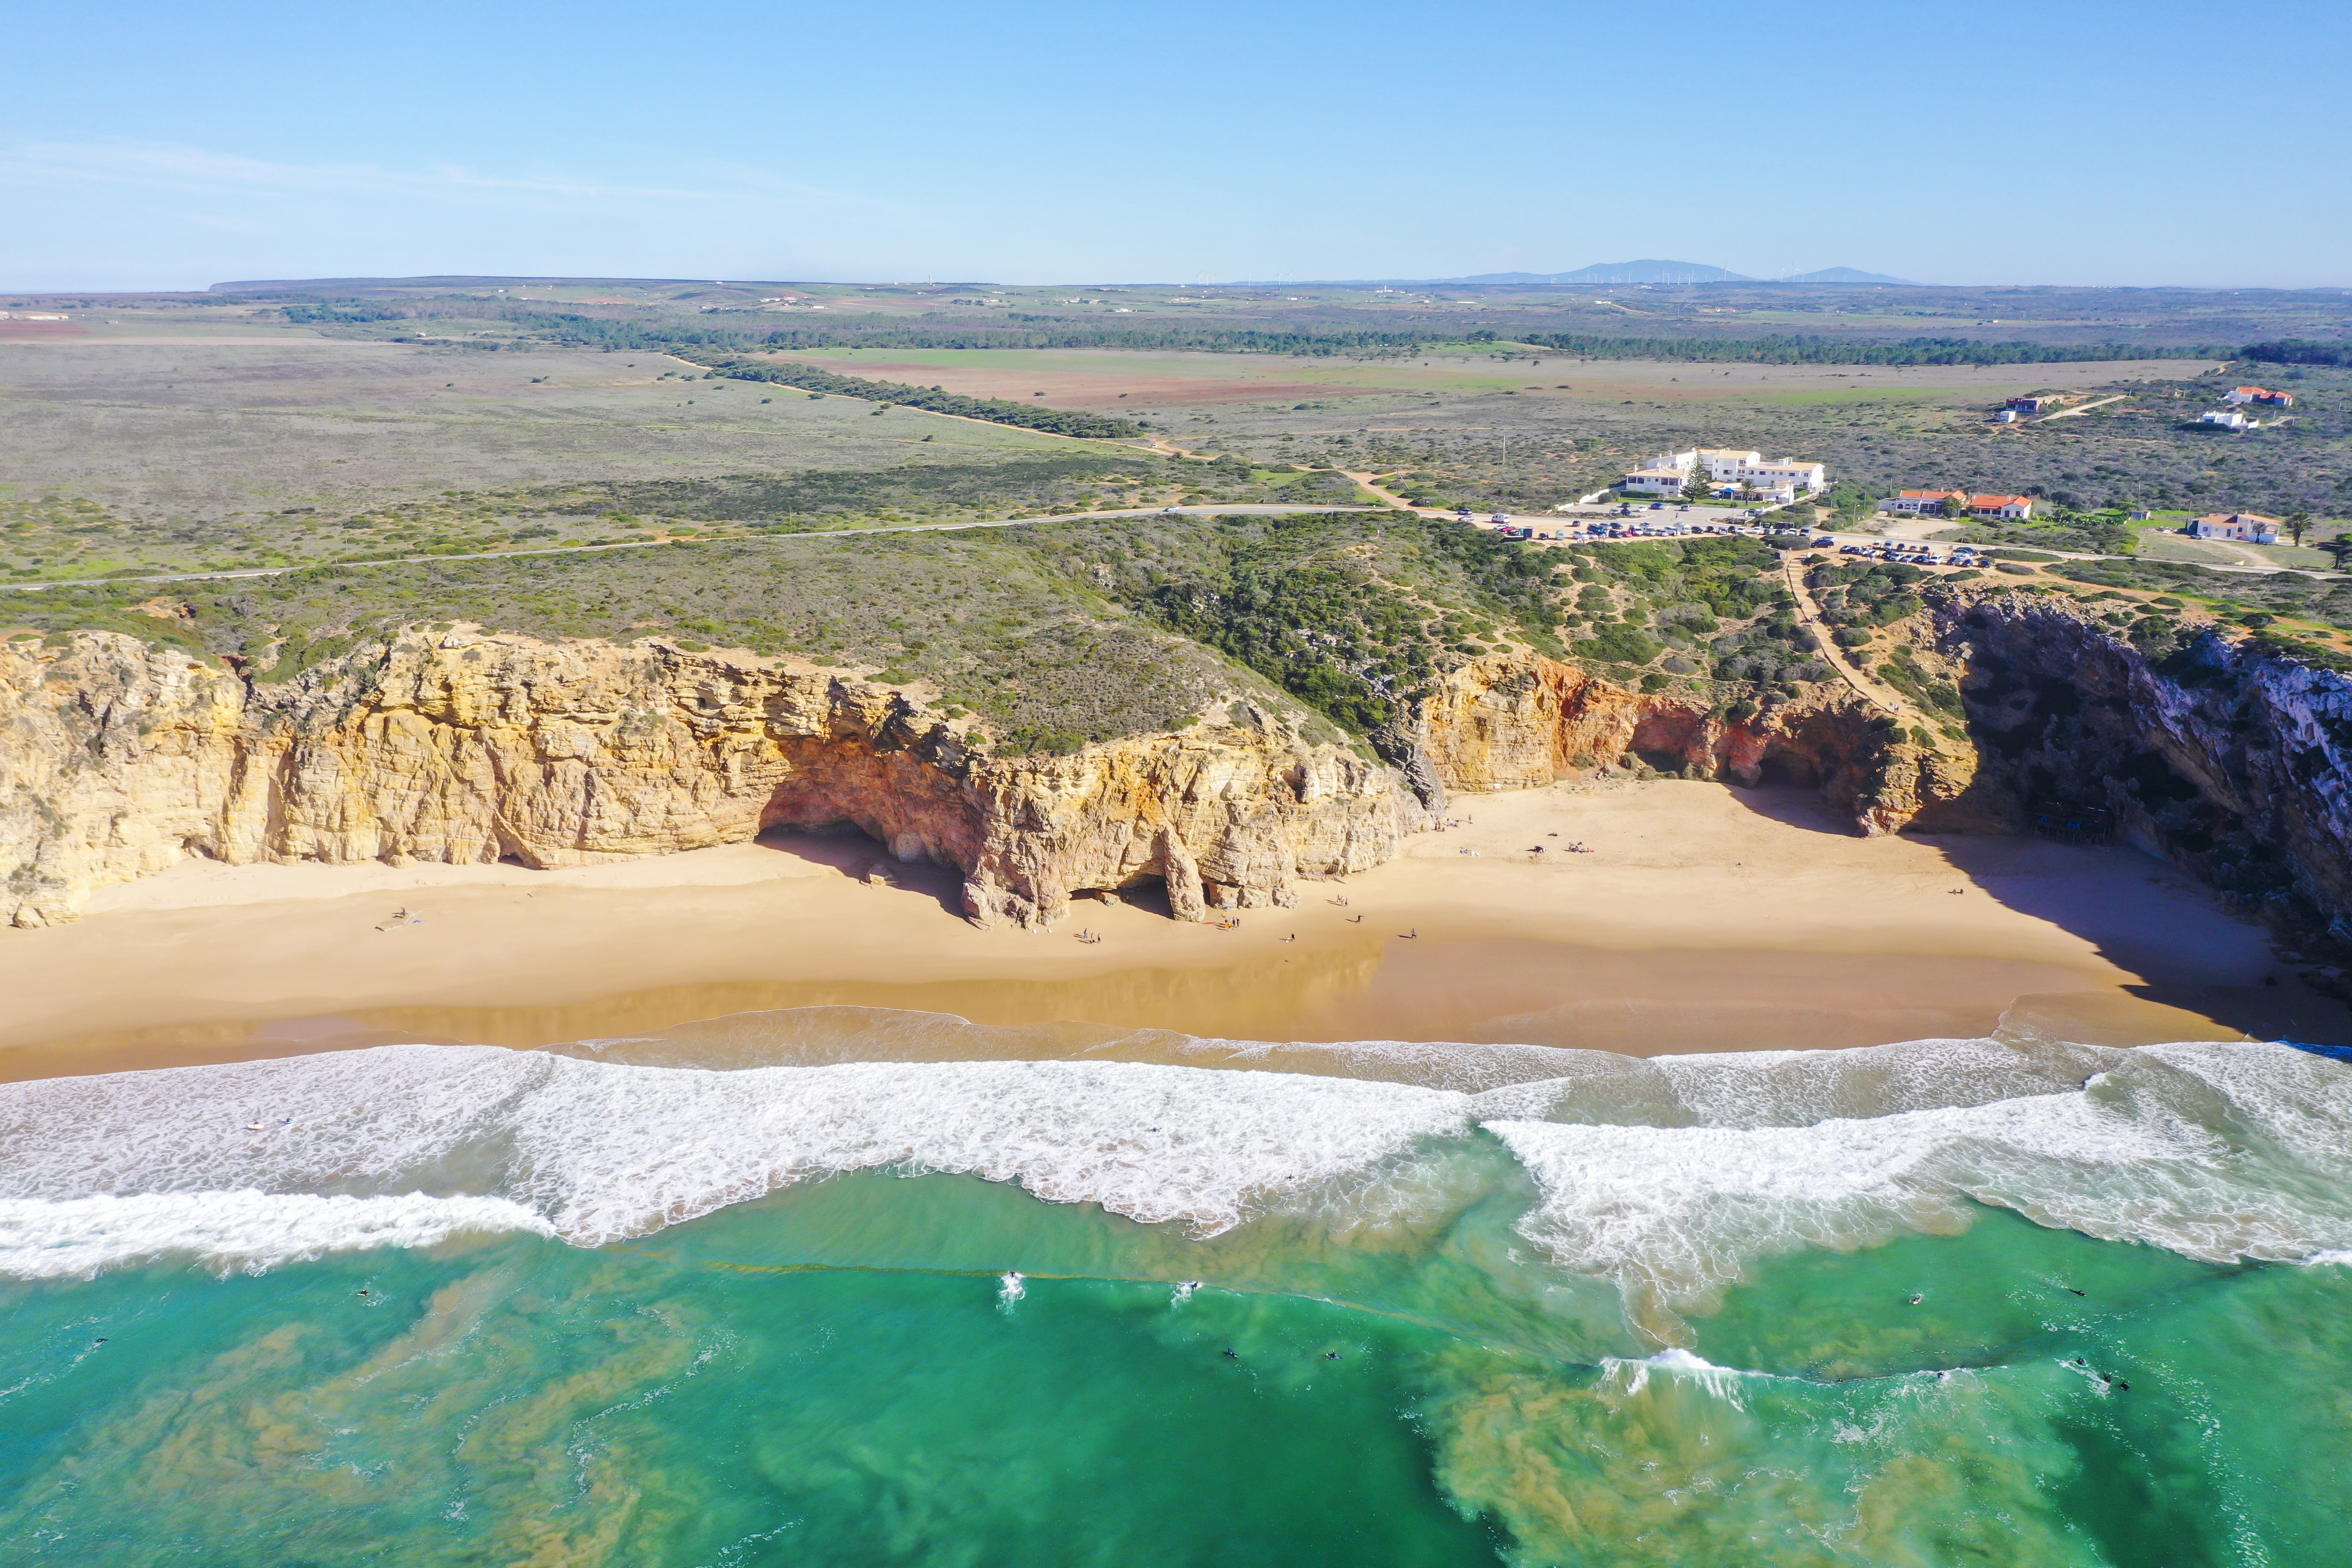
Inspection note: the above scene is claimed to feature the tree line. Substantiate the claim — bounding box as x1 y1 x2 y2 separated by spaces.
2239 340 2352 366
1514 333 2226 365
264 294 2285 368
680 355 1142 440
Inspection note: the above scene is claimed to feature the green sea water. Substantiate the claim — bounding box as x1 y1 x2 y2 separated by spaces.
2 1022 2348 1565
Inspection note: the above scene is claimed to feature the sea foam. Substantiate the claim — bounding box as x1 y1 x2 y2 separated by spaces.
2 1031 2345 1298
0 1047 1474 1259
0 1191 552 1279
1488 1041 2352 1314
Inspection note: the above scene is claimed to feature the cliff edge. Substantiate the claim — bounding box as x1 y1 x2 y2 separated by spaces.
0 630 1418 929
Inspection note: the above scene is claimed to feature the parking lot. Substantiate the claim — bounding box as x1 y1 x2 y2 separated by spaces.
1450 503 1988 567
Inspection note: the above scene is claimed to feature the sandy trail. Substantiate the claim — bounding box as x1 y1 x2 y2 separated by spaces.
0 781 2332 1081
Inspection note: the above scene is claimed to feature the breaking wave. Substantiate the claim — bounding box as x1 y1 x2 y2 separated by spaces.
2 1010 2348 1309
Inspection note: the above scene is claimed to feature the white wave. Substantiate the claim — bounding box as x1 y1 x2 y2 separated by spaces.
1469 1035 2111 1128
1489 1042 2352 1317
3 1029 2346 1303
0 1047 1475 1268
0 1191 551 1280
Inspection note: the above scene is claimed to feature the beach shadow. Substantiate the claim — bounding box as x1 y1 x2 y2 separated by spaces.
1715 782 2352 1045
1914 829 2352 1047
1714 781 1856 836
753 826 968 918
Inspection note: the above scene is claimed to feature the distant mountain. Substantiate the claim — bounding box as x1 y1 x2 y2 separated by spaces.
1773 266 1916 285
1451 260 1754 285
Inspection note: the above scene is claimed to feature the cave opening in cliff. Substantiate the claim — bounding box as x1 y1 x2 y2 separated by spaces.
1755 749 1822 788
1099 875 1175 919
1628 713 1706 779
752 819 968 914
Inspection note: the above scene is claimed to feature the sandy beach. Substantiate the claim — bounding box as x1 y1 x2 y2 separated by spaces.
1 780 2338 1081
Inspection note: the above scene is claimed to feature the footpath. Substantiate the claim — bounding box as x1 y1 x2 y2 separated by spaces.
1782 559 1909 717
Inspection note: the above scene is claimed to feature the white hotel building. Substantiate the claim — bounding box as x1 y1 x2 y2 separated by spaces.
1622 448 1827 503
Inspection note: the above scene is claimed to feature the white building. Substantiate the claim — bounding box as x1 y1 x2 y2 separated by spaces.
2224 386 2294 407
1621 447 1825 500
2200 409 2257 431
2188 512 2280 544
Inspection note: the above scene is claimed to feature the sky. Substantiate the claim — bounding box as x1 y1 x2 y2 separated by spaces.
3 0 2346 293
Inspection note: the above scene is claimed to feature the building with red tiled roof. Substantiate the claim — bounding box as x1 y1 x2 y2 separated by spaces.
2188 512 2280 544
1882 490 2035 521
2224 386 2294 407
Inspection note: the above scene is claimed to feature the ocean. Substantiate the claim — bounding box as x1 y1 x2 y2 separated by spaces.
1 1008 2346 1565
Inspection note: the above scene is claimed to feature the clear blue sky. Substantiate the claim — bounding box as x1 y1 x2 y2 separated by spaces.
4 0 2345 292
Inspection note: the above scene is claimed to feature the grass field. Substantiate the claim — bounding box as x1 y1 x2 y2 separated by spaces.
53 273 2339 351
0 334 1250 579
783 345 2198 412
4 317 2343 594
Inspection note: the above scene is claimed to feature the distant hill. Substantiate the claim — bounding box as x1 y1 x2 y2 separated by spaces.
1452 260 1754 285
1772 266 1916 285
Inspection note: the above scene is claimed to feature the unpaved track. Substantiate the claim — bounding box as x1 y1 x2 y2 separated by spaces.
1784 559 1907 716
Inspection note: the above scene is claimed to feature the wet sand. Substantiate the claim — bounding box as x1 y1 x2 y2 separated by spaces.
1 781 2338 1081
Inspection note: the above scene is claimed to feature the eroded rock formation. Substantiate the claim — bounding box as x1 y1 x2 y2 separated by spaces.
9 589 2349 950
1411 649 1972 835
0 631 1418 928
1924 588 2352 943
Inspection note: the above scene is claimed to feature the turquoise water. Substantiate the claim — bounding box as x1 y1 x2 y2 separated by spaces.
1 1014 2348 1565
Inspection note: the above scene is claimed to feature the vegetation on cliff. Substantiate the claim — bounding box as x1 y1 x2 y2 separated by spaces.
0 531 1326 756
0 516 1836 749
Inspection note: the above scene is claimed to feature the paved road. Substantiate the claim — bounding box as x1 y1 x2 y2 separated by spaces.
0 504 1380 595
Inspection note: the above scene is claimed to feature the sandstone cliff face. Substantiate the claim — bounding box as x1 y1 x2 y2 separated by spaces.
1924 588 2352 943
0 631 1419 928
1411 650 1972 836
13 597 2347 946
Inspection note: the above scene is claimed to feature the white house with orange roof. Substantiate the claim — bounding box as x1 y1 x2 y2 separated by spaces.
1880 490 2035 521
2224 386 2294 407
2187 512 2280 544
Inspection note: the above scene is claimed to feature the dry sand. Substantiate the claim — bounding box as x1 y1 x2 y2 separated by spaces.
0 781 2338 1082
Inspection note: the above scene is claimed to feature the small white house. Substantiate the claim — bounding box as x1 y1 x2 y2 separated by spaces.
2200 410 2256 431
2188 512 2280 544
2224 386 2294 407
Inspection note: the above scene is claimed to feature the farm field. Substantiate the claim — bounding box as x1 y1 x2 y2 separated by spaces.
781 345 2207 413
3 307 2344 584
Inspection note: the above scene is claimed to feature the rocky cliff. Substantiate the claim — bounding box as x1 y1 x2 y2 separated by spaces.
1411 649 1975 835
0 631 1419 929
10 591 2349 948
1919 587 2352 946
